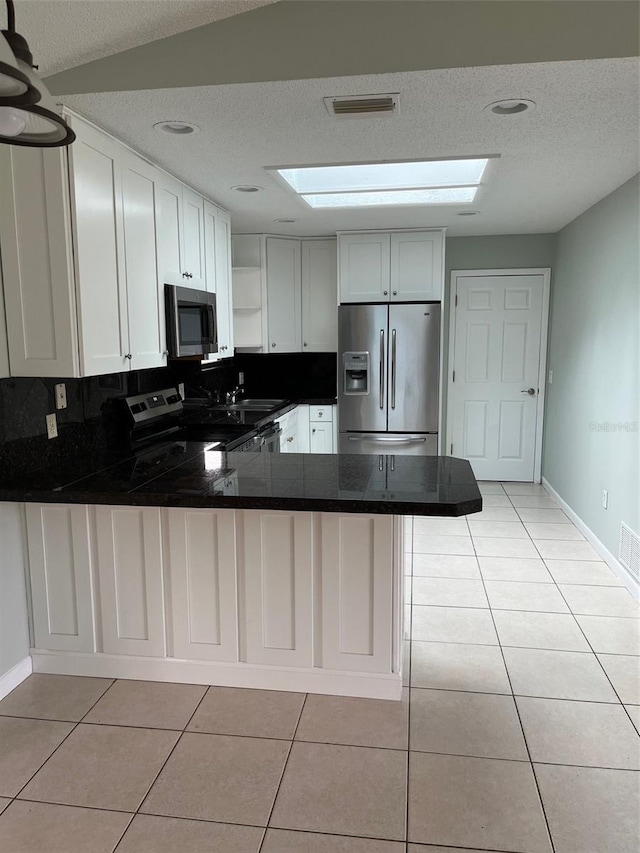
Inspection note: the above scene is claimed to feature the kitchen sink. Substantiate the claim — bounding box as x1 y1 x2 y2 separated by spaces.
221 398 287 410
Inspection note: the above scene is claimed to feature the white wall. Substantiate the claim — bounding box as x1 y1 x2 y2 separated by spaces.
543 174 640 561
0 503 31 680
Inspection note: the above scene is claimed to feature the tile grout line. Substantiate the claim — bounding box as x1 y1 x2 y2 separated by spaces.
467 502 558 853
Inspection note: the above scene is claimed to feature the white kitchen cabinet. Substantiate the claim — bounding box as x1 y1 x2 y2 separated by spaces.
338 230 445 304
26 504 96 653
155 175 184 288
242 511 313 667
266 237 302 352
212 205 234 358
320 513 394 673
390 230 444 301
181 188 206 290
166 508 238 662
301 239 338 351
95 506 166 657
310 422 334 454
338 233 391 303
277 407 300 452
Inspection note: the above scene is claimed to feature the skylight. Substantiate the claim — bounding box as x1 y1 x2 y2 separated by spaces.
273 158 489 208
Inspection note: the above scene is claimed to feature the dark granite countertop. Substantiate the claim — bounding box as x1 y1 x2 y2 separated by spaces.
0 444 482 517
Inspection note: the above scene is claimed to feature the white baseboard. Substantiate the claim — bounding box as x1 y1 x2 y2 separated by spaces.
542 478 639 599
0 656 32 701
31 650 403 701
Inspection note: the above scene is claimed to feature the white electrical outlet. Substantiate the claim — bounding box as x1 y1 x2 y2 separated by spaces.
548 370 553 384
602 490 608 510
54 383 67 410
46 413 58 439
178 383 185 400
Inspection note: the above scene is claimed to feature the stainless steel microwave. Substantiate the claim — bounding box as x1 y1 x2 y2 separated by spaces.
165 284 218 358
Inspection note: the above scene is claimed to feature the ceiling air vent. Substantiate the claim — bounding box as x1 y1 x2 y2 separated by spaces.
324 93 400 119
619 523 640 582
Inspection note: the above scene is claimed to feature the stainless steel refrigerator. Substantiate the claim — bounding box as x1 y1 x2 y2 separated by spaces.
338 303 440 455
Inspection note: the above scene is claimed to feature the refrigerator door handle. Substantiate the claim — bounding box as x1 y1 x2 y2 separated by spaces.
379 329 385 410
391 328 397 410
347 435 427 443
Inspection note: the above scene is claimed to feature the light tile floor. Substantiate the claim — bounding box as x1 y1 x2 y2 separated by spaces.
0 482 639 852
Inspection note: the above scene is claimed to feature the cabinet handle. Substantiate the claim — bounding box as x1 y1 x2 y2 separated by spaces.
182 271 193 279
393 290 397 295
304 342 308 347
163 350 169 356
272 343 276 348
383 290 388 295
125 353 132 360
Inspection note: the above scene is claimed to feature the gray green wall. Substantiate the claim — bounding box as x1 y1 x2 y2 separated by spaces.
543 174 640 559
0 504 30 681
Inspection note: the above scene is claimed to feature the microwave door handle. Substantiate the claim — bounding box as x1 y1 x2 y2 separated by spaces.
206 304 216 347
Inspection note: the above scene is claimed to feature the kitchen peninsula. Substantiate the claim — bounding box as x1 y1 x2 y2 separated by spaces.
0 445 481 701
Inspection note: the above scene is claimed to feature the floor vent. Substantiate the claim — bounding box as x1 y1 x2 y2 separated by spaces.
619 523 640 581
323 93 400 119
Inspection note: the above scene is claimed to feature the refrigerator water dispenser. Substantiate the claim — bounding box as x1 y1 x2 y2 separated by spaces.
343 352 370 395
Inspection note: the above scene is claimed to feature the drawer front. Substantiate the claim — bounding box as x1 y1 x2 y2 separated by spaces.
310 405 333 422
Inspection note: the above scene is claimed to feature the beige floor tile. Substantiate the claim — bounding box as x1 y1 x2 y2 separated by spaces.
187 687 305 740
0 717 73 797
478 556 553 583
411 605 498 645
596 655 640 704
466 506 521 522
503 483 549 495
473 537 539 558
0 801 131 853
503 647 618 702
479 495 512 507
509 495 558 509
493 611 590 652
517 696 640 769
625 705 640 731
413 517 469 536
516 508 571 523
115 814 263 853
412 554 480 578
411 641 511 694
84 680 206 730
270 742 406 840
468 520 528 538
19 723 179 811
412 534 474 556
263 829 404 852
534 540 600 561
576 616 640 655
535 764 640 853
141 732 288 825
412 577 488 608
0 674 112 722
484 580 570 613
408 752 552 852
0 799 10 816
546 559 622 586
560 585 640 617
478 482 507 494
295 690 408 750
525 522 585 540
410 688 528 760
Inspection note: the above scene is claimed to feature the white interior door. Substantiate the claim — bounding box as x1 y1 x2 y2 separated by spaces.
448 270 549 481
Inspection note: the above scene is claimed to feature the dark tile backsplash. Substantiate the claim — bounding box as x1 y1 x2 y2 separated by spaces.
235 353 337 400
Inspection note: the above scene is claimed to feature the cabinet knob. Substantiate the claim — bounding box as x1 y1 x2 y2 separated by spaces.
393 291 397 295
287 435 294 443
312 428 316 434
163 350 169 357
383 290 388 295
303 342 308 347
272 343 276 348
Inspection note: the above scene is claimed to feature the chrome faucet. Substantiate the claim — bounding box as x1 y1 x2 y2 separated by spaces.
225 385 242 404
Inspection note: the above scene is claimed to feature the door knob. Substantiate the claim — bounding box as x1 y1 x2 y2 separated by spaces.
521 388 536 396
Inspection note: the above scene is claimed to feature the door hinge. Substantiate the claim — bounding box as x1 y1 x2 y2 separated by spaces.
450 443 453 454
452 370 455 382
455 294 458 307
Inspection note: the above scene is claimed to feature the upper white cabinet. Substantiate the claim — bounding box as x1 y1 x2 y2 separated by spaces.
0 111 232 378
338 229 445 303
0 259 10 379
212 205 234 359
267 237 302 352
301 239 338 351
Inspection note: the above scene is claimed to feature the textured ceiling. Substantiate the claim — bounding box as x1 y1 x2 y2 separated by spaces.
65 57 640 237
11 0 279 76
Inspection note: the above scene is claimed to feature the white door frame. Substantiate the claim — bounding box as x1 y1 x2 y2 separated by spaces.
446 268 551 483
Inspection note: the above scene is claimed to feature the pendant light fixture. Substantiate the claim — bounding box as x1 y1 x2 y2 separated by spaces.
0 0 75 147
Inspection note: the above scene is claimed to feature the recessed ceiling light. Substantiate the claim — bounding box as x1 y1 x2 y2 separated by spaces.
153 121 200 135
484 99 536 116
457 210 481 216
232 185 262 193
274 218 297 223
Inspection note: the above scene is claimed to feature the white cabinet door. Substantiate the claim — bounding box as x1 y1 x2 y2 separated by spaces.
95 506 166 657
320 513 394 673
266 238 301 352
167 508 238 662
277 407 299 452
310 423 334 454
242 511 313 667
301 239 337 351
0 262 8 379
181 188 206 290
120 153 166 370
155 176 183 288
26 504 96 653
338 233 391 303
390 230 444 302
212 205 234 359
69 123 130 376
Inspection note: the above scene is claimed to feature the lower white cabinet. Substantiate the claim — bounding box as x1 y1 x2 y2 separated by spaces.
166 508 238 662
26 504 96 653
94 506 166 657
242 511 313 667
310 422 334 453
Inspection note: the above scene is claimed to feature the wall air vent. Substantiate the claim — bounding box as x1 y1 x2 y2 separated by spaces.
619 523 640 581
323 93 400 119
